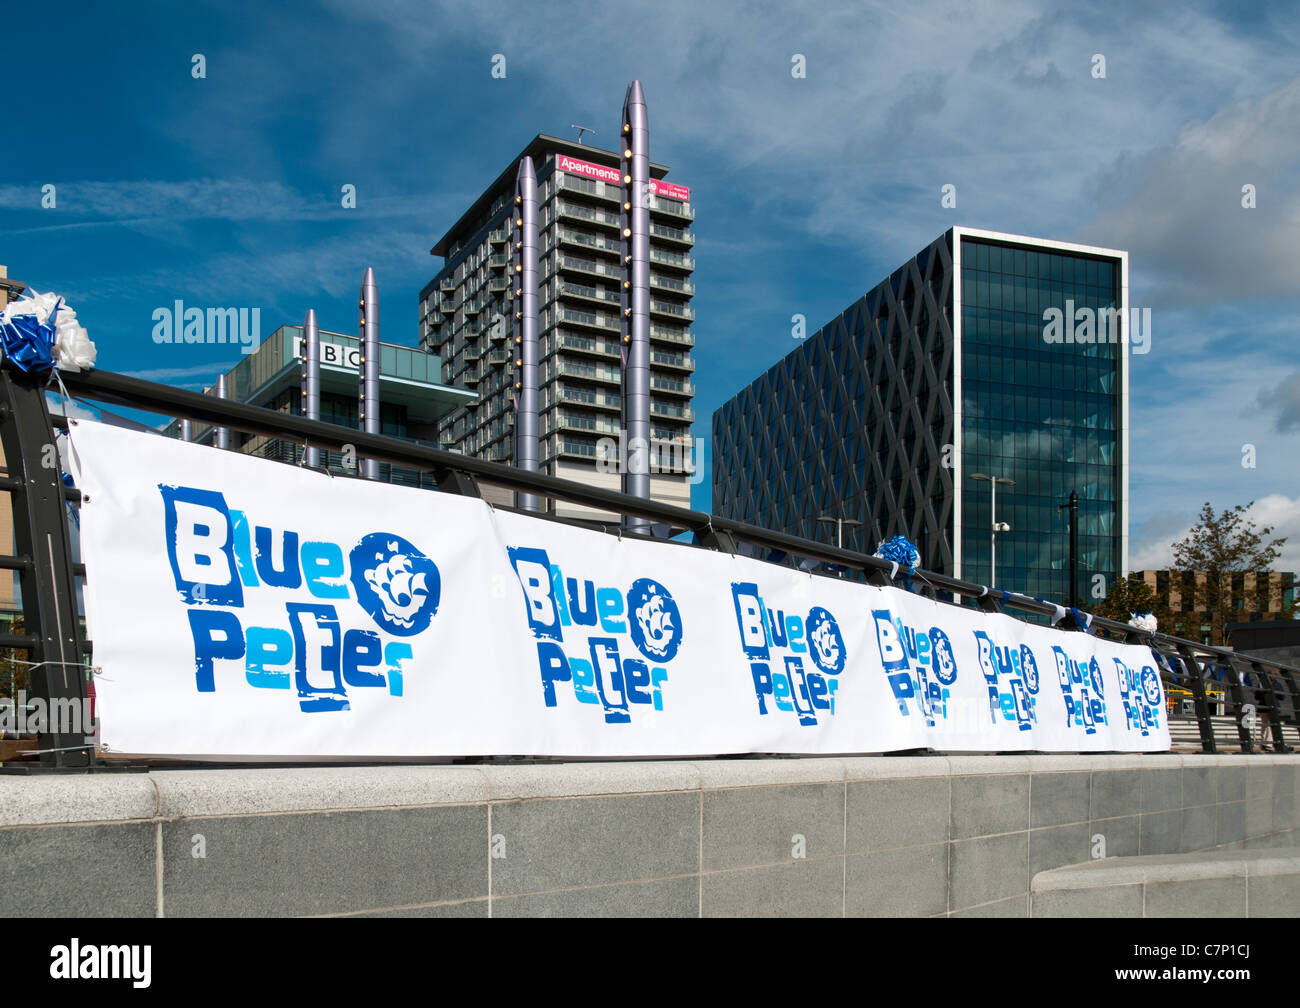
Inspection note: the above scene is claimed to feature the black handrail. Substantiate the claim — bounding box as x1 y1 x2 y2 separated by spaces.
0 364 1281 760
57 369 1299 662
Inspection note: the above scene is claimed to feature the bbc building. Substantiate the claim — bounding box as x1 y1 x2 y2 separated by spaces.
712 227 1131 604
172 324 475 487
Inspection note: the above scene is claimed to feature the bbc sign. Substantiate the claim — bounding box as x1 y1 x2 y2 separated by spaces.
294 337 361 369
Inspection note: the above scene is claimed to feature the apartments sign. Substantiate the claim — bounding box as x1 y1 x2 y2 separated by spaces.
557 154 690 202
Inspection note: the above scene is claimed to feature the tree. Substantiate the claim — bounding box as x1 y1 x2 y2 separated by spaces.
1170 501 1289 645
1091 572 1169 632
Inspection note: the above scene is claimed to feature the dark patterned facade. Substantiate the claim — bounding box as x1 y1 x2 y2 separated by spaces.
713 228 1128 602
712 233 955 570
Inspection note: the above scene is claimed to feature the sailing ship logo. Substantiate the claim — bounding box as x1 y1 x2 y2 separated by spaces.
349 533 441 636
627 577 682 662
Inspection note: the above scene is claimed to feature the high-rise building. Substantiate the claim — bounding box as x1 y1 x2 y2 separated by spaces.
419 134 697 517
712 227 1131 605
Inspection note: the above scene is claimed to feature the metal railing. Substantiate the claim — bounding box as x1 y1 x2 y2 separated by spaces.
4 363 1300 767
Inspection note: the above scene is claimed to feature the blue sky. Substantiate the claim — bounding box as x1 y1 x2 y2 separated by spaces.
3 0 1299 572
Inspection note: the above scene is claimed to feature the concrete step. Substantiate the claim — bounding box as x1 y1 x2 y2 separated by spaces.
1167 715 1299 752
1032 847 1300 917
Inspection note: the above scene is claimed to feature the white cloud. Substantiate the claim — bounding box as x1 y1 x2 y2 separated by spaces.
0 179 442 230
1258 369 1300 434
1079 75 1300 306
0 179 308 221
44 394 99 421
321 1 1296 254
1129 494 1300 574
124 362 240 384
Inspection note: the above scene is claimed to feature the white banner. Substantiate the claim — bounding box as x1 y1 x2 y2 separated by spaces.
68 420 1169 757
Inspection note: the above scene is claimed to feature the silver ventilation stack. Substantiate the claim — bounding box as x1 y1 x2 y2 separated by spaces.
358 267 380 480
301 308 322 468
213 374 231 450
512 156 540 512
620 80 651 532
180 418 192 442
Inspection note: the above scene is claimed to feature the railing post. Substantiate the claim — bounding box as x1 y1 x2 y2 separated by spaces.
694 527 738 554
0 368 90 768
431 466 482 499
1222 656 1258 754
1248 660 1290 753
1269 662 1300 753
1174 645 1218 755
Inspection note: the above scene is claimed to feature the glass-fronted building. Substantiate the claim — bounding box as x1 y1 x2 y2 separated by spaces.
170 324 477 486
712 227 1129 605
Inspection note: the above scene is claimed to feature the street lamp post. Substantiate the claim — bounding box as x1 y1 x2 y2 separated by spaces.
1058 490 1079 609
816 516 862 550
969 473 1014 588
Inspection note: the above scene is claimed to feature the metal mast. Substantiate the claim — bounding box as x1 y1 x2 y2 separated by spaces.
620 80 651 532
513 156 540 511
358 267 380 479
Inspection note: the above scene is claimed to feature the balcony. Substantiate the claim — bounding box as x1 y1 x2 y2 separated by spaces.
651 223 694 246
561 281 620 308
554 359 620 385
554 411 624 436
559 307 620 333
649 195 695 220
556 174 620 204
558 254 621 281
651 375 695 397
650 324 694 347
650 249 695 272
650 274 695 296
650 300 695 322
651 350 694 372
557 438 599 459
651 401 694 421
473 313 499 337
488 254 508 268
461 361 486 385
556 384 621 412
556 200 621 230
557 228 621 256
555 331 621 360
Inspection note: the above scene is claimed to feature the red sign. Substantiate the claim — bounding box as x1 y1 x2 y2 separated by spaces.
556 154 690 203
556 154 622 186
650 179 690 202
